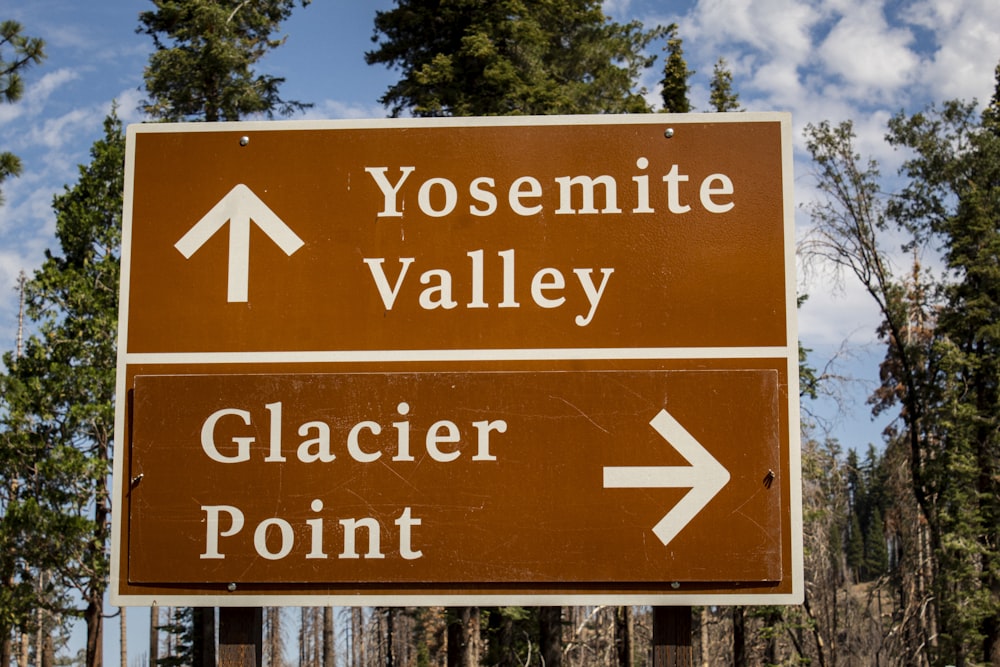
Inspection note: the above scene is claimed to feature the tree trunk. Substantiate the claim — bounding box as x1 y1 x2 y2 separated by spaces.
36 603 43 667
18 629 28 667
447 607 479 667
540 607 562 667
1 630 10 667
763 609 781 665
700 608 710 667
615 606 632 667
41 631 54 667
447 614 462 667
464 607 480 667
323 607 335 667
386 608 395 667
732 607 745 667
121 608 128 667
150 605 159 666
352 608 363 667
299 608 307 667
86 596 103 667
87 438 110 667
984 579 1000 666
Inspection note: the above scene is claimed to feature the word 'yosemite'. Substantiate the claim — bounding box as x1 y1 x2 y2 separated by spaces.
365 158 735 218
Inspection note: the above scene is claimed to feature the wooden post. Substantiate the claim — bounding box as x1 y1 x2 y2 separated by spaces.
192 608 216 667
652 606 692 667
219 607 263 667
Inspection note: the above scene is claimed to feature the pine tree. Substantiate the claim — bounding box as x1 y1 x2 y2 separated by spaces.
864 507 888 578
804 61 1000 665
984 61 1000 128
883 73 1000 663
0 20 45 203
659 23 692 113
846 512 865 580
138 0 312 121
157 607 194 666
845 449 866 515
365 0 663 116
0 111 124 667
708 57 741 112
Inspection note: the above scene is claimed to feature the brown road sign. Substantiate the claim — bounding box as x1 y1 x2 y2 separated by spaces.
111 113 802 606
129 370 782 584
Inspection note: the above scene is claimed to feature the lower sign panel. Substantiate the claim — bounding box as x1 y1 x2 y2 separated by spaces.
128 370 782 586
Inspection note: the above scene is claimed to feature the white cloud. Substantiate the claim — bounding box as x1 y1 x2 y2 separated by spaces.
645 0 996 130
750 58 808 107
815 2 919 100
602 0 635 17
905 0 1000 104
114 88 148 126
685 0 819 57
22 68 81 111
798 283 881 346
0 68 80 129
29 107 101 150
300 99 390 120
630 0 824 113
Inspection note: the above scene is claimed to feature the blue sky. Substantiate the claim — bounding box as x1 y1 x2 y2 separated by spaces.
2 0 1000 662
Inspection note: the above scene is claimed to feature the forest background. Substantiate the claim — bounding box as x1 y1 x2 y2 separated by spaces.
2 0 1000 665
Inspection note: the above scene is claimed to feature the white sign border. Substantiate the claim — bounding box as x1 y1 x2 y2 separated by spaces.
111 112 802 607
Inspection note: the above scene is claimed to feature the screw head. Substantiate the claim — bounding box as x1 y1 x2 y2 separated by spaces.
227 582 237 592
664 128 675 139
239 136 250 147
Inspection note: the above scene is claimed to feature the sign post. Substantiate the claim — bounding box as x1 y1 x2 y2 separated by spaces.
111 113 801 607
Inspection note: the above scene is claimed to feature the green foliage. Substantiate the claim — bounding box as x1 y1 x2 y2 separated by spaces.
156 607 194 667
843 447 890 582
366 0 663 116
798 296 819 401
0 111 124 667
883 82 1000 662
985 61 1000 128
7 6 325 661
846 512 865 577
481 606 538 665
803 61 1000 664
708 57 741 112
0 20 44 105
864 507 888 577
0 20 45 203
659 23 692 113
138 0 312 121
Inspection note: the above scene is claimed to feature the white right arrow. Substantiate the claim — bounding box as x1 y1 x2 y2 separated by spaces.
603 409 730 547
175 183 305 303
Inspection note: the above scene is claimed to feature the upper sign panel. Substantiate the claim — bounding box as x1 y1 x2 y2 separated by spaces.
123 115 790 355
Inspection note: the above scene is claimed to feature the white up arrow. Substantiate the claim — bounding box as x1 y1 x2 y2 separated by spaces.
603 409 730 548
175 184 305 302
